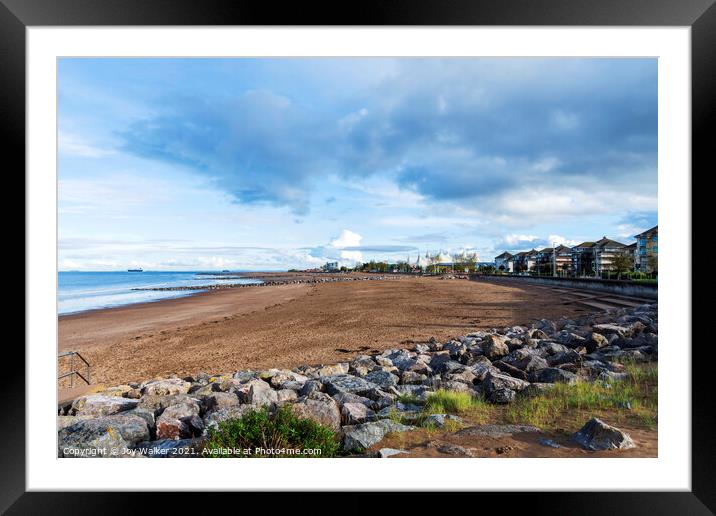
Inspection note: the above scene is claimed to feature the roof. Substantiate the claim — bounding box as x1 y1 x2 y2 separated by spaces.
574 241 595 248
494 251 512 259
625 243 637 249
594 236 626 248
555 244 573 253
538 247 554 254
634 225 658 238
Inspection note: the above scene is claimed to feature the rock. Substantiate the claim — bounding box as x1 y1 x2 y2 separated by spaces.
137 394 200 416
364 370 399 390
531 367 578 384
377 448 407 458
483 371 530 395
533 319 557 333
342 420 415 452
133 438 203 458
141 378 191 396
481 335 510 360
489 388 516 404
321 375 379 396
57 415 93 432
204 392 241 411
331 391 374 408
299 379 323 397
572 418 636 450
341 402 376 425
538 438 561 448
58 414 150 457
514 354 549 373
156 402 203 440
592 324 632 338
71 394 139 417
276 389 298 403
315 363 349 377
291 392 342 431
424 413 463 428
236 379 278 406
586 331 610 352
436 443 475 457
268 370 309 389
528 328 550 340
232 370 259 382
400 371 428 385
547 349 582 367
428 352 454 373
493 361 528 381
203 405 257 430
99 385 134 397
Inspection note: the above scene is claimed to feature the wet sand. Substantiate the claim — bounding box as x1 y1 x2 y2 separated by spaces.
59 275 592 386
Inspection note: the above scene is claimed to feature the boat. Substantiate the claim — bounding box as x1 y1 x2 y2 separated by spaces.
127 268 143 272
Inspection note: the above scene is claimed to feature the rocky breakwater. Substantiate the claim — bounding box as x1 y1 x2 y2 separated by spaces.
57 303 657 457
133 274 403 292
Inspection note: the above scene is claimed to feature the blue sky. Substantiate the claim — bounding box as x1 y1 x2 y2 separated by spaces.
58 58 657 271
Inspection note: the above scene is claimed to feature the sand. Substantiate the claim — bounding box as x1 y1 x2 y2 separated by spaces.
59 275 592 386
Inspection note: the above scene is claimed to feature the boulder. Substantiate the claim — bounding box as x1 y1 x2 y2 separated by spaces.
341 402 376 425
299 380 323 397
342 420 415 452
71 394 139 417
203 405 257 430
493 361 528 381
531 367 578 384
321 375 379 396
377 448 407 458
137 393 200 416
268 370 309 389
586 332 610 353
156 401 203 440
58 414 150 457
291 392 342 431
315 363 349 377
331 391 374 408
141 378 191 396
481 335 510 360
400 371 428 385
236 379 278 406
483 371 530 395
592 324 632 338
204 392 241 411
364 370 399 390
424 413 463 428
489 388 516 404
133 438 203 458
276 389 298 403
572 417 636 450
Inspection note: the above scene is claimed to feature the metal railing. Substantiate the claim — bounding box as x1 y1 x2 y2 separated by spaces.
58 351 91 387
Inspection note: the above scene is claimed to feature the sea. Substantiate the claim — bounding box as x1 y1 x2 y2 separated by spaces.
58 271 262 315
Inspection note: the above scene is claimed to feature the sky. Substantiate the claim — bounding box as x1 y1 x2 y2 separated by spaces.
58 58 657 271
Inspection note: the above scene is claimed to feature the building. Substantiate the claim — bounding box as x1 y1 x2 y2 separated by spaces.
634 225 658 273
536 245 573 275
322 261 339 272
593 236 627 274
572 242 596 276
512 249 539 273
494 252 513 272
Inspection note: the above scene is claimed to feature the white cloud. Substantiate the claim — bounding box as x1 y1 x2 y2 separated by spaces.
59 131 115 158
330 229 362 249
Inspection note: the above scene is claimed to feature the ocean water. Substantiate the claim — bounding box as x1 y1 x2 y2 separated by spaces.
58 271 262 315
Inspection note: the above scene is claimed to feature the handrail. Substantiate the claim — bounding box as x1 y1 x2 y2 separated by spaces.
58 351 91 387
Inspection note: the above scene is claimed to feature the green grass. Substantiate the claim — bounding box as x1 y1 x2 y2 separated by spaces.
505 362 657 430
202 405 342 458
395 393 425 405
424 389 490 415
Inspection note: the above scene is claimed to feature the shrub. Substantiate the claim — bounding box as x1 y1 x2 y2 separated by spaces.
203 405 341 458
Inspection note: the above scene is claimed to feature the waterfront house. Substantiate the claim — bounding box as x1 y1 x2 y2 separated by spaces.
634 225 658 273
537 245 573 275
572 241 596 276
494 251 513 272
593 236 627 274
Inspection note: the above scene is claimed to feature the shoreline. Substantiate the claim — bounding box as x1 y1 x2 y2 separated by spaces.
59 276 599 386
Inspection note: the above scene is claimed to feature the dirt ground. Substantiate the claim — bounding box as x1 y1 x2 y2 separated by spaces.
373 421 657 458
59 275 593 386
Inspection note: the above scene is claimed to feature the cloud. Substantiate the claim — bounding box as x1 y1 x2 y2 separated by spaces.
112 58 656 222
59 131 115 158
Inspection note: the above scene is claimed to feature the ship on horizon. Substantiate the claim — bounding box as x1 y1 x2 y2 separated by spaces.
127 268 143 272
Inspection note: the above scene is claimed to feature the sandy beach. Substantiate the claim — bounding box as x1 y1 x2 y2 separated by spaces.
59 274 593 386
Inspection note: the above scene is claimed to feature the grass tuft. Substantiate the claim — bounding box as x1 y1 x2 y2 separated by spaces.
202 404 341 458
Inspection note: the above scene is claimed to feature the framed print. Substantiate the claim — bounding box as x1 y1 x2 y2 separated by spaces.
5 0 712 512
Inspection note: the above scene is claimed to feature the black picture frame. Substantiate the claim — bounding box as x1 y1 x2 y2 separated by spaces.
5 0 711 512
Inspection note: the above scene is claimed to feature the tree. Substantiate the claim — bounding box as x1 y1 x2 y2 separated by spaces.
611 252 634 279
